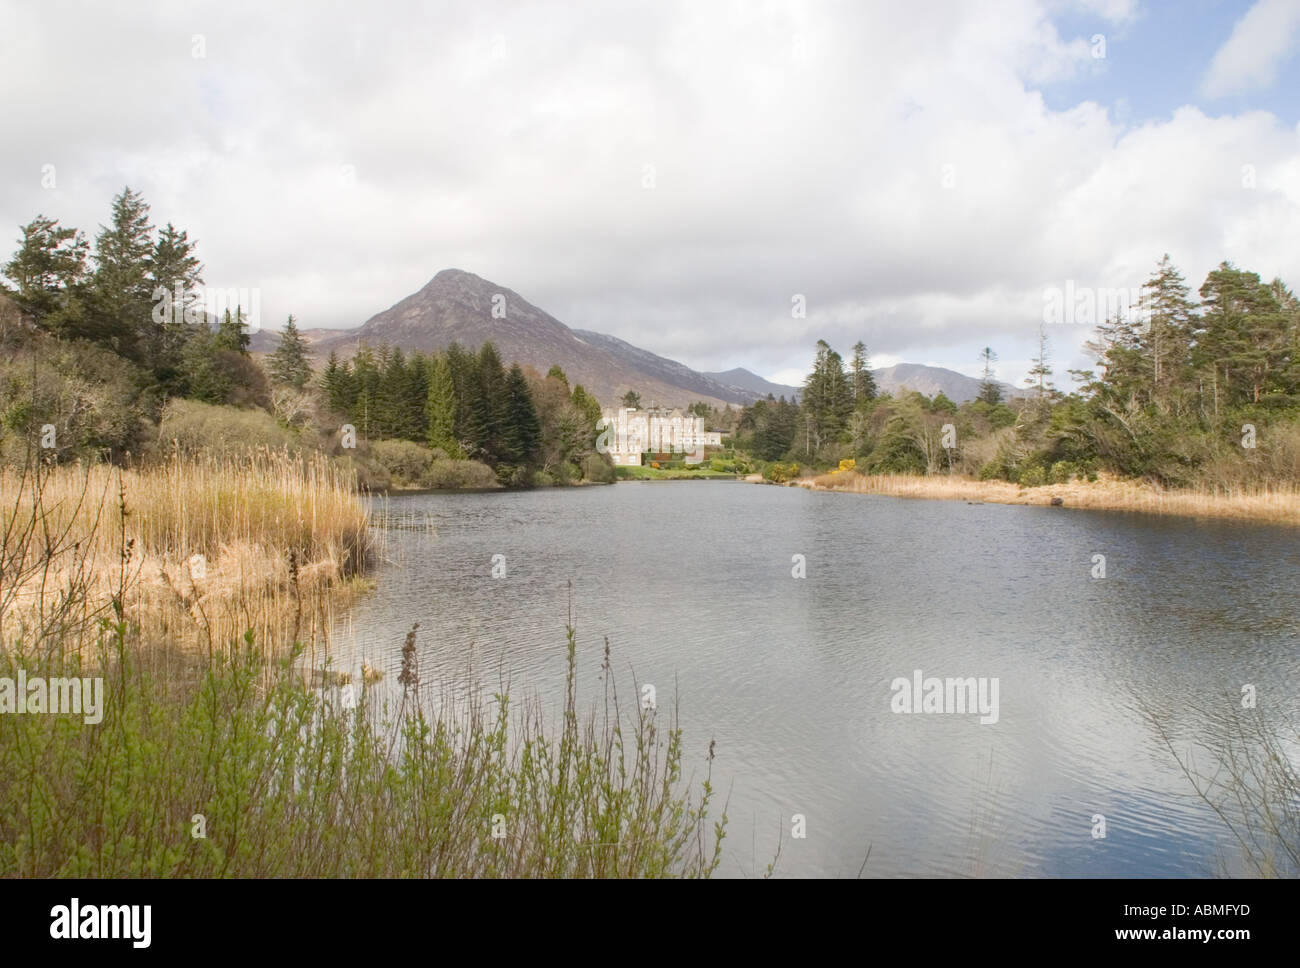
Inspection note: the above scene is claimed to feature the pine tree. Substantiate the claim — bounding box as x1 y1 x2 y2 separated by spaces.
501 363 542 465
145 222 203 390
467 342 508 461
427 353 463 457
570 384 603 449
320 351 355 414
90 187 154 359
214 306 250 353
851 341 878 404
1025 324 1054 399
977 347 1002 405
268 314 311 388
2 215 89 330
547 364 569 389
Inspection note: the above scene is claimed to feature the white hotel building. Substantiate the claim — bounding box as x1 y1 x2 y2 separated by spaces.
599 407 723 466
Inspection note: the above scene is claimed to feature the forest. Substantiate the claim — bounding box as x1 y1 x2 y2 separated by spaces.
731 256 1300 489
0 188 614 489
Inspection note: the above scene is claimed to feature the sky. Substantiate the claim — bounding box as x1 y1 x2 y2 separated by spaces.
1 0 1298 390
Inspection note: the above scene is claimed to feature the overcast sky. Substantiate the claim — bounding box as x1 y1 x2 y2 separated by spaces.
2 0 1299 388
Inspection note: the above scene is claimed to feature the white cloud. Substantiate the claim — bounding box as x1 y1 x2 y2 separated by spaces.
1 0 1298 385
1202 0 1300 98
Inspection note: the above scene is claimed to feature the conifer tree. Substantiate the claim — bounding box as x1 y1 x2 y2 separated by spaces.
427 353 463 457
90 187 154 358
268 314 311 388
501 363 542 465
2 215 89 331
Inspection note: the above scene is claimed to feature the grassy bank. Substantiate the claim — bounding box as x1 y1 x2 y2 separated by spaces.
0 624 725 878
0 449 726 877
615 465 737 481
1 449 371 660
792 469 1300 525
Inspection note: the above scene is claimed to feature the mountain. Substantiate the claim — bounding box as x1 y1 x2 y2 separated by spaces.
251 269 1021 409
296 269 768 408
872 363 1022 404
701 367 802 402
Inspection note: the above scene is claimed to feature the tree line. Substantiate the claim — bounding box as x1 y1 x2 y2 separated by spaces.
734 255 1300 487
1 188 613 485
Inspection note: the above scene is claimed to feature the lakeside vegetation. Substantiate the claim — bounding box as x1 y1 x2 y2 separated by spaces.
795 469 1300 526
0 188 617 491
707 255 1300 521
0 446 726 877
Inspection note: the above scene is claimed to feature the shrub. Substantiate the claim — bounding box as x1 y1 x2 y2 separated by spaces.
1049 460 1077 484
153 398 299 459
423 458 499 489
582 454 617 483
1018 464 1047 487
763 461 799 483
371 438 434 487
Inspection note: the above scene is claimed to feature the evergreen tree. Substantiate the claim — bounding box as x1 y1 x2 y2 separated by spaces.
501 363 542 465
350 343 380 438
621 390 642 409
145 222 203 390
320 351 355 414
2 215 89 331
89 187 154 359
427 353 463 457
570 384 604 449
268 314 311 388
1138 254 1195 409
851 341 878 404
547 364 569 389
977 347 1002 405
467 342 508 461
1025 324 1054 399
213 306 250 353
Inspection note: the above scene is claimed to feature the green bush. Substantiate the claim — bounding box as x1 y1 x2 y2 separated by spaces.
1049 460 1076 484
423 458 499 489
153 398 299 458
0 627 726 878
1018 464 1047 487
371 438 434 487
763 461 799 483
582 453 617 483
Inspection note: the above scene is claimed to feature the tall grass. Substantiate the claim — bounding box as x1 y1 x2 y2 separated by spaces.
0 447 371 662
801 470 1300 525
0 623 726 877
0 446 726 877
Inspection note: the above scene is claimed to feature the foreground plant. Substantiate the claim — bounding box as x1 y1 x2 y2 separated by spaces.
0 619 726 878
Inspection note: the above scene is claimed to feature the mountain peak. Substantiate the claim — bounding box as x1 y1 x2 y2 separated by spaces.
421 267 493 292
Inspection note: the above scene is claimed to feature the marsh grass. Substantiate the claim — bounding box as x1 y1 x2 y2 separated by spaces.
0 620 726 877
802 470 1300 526
0 446 726 877
0 446 371 663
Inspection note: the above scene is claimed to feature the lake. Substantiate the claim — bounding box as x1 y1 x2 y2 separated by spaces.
325 481 1300 877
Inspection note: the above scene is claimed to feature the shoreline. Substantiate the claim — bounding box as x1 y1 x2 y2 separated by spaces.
751 471 1300 526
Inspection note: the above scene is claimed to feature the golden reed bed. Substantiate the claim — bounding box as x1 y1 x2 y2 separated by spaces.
787 470 1300 526
0 450 373 661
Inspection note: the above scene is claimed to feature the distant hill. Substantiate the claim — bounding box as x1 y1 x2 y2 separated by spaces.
702 367 802 402
873 363 1022 404
249 270 1021 409
260 269 774 408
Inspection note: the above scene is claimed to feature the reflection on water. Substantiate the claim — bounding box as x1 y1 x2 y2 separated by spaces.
324 482 1300 877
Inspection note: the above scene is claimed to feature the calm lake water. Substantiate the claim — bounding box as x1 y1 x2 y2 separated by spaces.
325 481 1300 877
